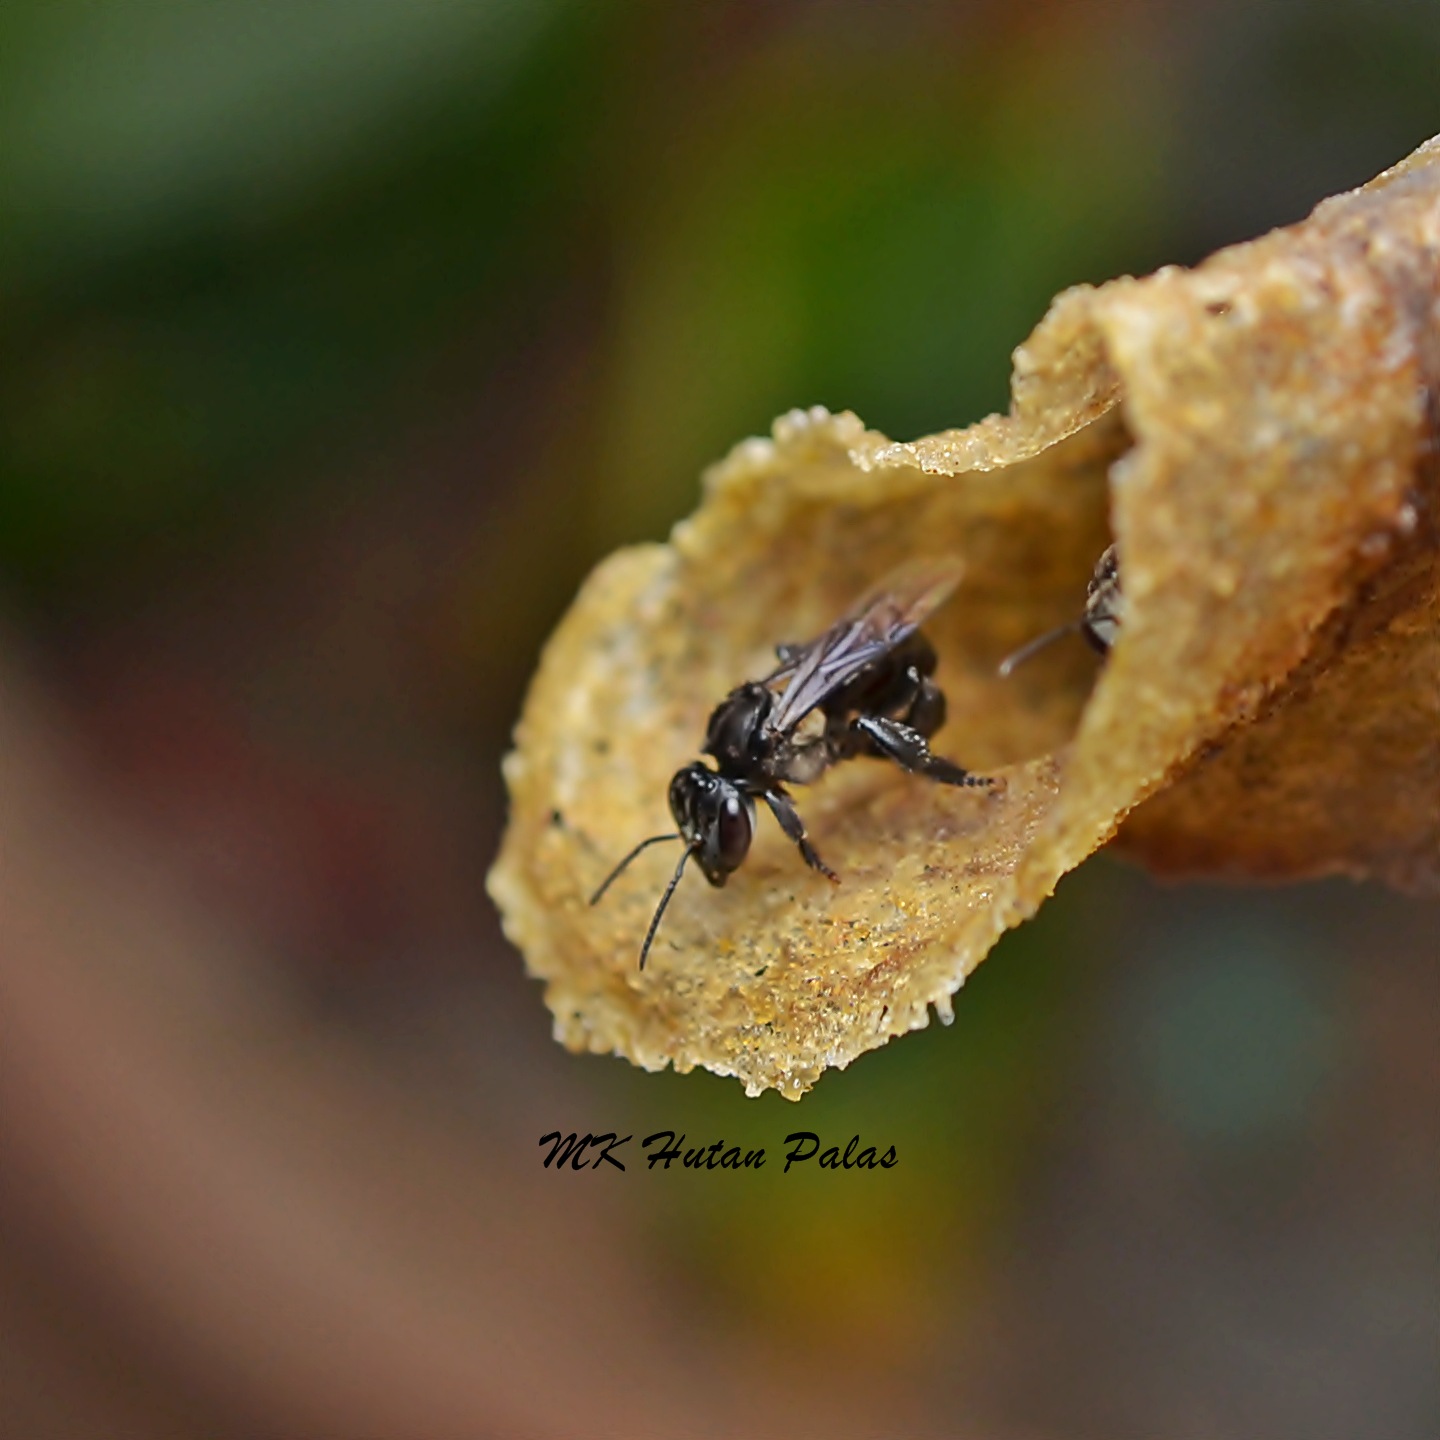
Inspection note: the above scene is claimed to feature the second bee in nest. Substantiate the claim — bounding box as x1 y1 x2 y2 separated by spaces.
998 543 1124 676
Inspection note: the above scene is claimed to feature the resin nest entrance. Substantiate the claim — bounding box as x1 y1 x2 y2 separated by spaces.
490 136 1440 1098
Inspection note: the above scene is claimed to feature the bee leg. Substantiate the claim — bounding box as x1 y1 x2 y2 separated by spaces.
851 715 992 788
903 674 946 738
763 790 840 882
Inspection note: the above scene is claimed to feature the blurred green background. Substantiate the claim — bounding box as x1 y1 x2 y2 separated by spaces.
0 3 1435 1437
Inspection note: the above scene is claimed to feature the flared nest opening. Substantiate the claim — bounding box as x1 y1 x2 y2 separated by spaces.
490 134 1440 1097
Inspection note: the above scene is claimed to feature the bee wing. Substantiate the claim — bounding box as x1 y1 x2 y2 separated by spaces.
765 556 964 735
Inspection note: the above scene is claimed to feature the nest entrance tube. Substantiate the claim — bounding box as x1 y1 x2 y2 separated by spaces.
490 135 1440 1098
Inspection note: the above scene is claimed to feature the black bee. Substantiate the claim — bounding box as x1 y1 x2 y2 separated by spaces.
997 542 1124 676
591 558 993 969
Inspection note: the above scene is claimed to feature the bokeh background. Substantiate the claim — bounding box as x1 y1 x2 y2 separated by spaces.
1 3 1436 1437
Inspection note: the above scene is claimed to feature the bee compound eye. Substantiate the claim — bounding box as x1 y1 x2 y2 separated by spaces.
715 793 753 872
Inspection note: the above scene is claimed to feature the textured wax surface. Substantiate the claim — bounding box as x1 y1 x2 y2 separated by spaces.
489 136 1440 1098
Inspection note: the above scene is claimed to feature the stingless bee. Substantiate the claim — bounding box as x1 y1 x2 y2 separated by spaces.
997 542 1124 676
591 558 994 969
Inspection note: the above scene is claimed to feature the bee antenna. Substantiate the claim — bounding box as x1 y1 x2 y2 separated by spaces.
997 618 1082 677
589 833 682 906
638 846 694 971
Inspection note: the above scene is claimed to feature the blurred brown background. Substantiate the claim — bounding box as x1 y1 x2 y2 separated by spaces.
0 3 1436 1436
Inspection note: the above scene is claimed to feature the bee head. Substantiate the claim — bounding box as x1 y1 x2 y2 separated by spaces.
1082 543 1125 653
668 762 755 886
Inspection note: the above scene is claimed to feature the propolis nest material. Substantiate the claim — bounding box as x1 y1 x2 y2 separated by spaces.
488 136 1440 1099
